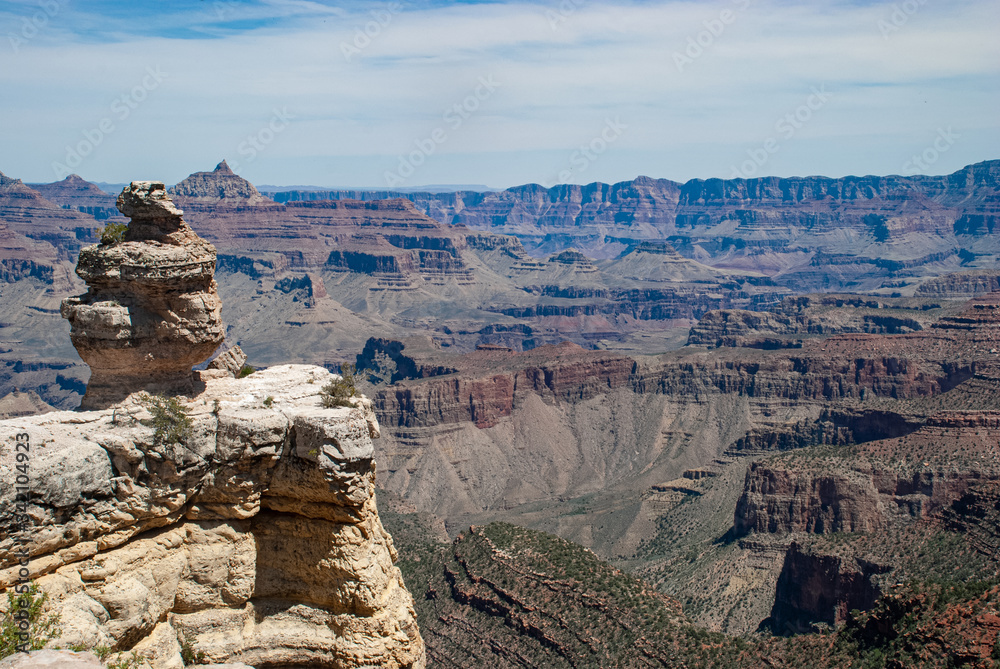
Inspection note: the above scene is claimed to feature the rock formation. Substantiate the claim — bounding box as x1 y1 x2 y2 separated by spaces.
61 181 224 408
169 160 271 206
687 294 936 348
0 366 424 668
1 175 426 666
0 389 54 419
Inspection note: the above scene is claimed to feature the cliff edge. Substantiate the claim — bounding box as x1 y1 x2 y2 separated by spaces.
0 365 426 668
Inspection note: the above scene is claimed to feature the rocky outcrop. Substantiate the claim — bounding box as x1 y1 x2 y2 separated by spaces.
688 310 799 347
205 344 248 378
60 182 225 408
727 406 927 456
734 461 890 536
169 160 271 206
0 365 425 668
766 543 886 633
734 452 999 537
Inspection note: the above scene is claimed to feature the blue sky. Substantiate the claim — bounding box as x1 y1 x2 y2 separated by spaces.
1 0 998 189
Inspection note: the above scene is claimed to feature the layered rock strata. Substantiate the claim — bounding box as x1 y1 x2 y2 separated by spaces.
60 182 224 408
0 365 425 668
169 160 271 206
734 411 1000 537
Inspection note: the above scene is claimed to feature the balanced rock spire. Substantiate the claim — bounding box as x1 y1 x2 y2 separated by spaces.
61 181 224 408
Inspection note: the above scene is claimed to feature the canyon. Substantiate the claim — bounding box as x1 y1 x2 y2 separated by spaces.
1 161 998 666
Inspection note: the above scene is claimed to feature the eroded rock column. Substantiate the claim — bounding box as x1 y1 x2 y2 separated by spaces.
61 181 224 408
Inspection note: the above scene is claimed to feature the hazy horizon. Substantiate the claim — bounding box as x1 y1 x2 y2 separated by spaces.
22 156 998 197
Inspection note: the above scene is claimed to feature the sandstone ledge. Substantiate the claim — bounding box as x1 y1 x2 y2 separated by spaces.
0 365 424 669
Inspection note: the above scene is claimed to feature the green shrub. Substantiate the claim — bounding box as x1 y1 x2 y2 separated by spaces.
237 365 255 378
179 632 205 665
97 222 128 246
263 396 273 408
104 651 148 669
321 363 357 408
138 394 193 445
1 584 61 659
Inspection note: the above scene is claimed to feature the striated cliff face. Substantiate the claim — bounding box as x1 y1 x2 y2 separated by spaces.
735 411 1000 537
378 342 634 429
265 160 1000 291
0 365 425 668
360 295 998 539
724 401 1000 635
734 462 888 536
688 297 932 349
0 171 96 259
916 269 1000 297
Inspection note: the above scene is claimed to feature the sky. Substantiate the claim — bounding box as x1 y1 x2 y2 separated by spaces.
1 0 998 190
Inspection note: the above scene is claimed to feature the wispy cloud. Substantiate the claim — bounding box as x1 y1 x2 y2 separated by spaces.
1 0 997 187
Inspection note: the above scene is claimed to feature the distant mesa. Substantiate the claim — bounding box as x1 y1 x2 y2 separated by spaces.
634 240 679 255
549 249 595 265
169 159 273 206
